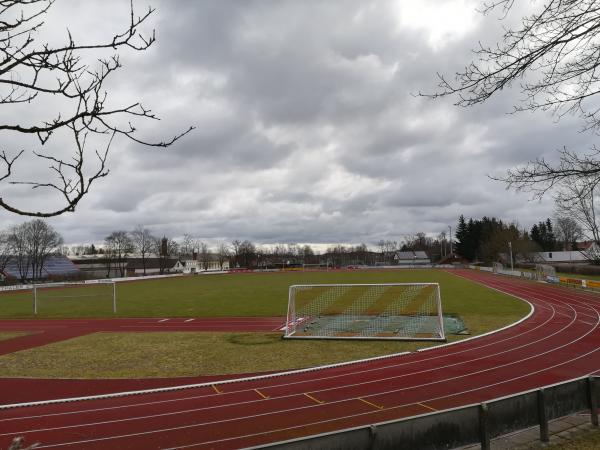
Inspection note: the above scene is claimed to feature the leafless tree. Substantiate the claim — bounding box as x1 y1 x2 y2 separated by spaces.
554 216 584 251
179 234 198 258
104 231 133 277
0 230 14 275
555 177 600 263
426 0 600 195
130 225 154 276
231 239 242 267
0 1 193 217
198 241 209 270
216 242 229 270
8 223 29 282
7 219 62 282
237 240 255 268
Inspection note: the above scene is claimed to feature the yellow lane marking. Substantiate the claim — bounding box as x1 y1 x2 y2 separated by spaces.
254 389 269 399
358 397 384 410
417 402 437 412
304 393 325 404
211 384 223 394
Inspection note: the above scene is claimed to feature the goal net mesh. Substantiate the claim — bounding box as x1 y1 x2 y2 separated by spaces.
33 281 116 315
535 264 556 281
285 283 444 341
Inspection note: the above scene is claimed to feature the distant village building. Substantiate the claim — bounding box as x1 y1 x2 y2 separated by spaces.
125 258 180 276
173 258 229 274
394 251 431 266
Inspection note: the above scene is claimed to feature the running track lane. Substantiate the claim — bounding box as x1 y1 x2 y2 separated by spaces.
1 269 599 449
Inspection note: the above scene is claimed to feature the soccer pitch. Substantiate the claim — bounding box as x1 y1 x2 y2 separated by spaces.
0 269 528 321
0 270 531 378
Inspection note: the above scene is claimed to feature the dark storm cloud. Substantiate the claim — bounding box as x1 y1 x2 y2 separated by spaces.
1 0 592 247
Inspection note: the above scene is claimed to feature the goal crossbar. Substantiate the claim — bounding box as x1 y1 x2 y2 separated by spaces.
284 283 445 341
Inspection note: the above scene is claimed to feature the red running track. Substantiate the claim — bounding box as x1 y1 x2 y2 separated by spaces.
1 269 599 449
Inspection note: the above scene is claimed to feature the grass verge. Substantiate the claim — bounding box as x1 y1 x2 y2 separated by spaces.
543 427 600 450
0 306 525 379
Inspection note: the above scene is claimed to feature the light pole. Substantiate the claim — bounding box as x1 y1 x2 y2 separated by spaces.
508 241 514 271
448 225 452 256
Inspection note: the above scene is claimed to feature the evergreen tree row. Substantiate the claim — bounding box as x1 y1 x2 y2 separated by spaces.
454 215 560 263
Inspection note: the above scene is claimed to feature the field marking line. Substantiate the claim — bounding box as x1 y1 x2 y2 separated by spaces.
417 402 437 412
304 393 324 404
0 270 576 421
254 389 269 399
211 385 223 394
358 397 384 410
184 319 194 323
158 319 169 323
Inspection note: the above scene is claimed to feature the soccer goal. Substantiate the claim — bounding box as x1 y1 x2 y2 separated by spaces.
33 280 117 315
535 264 556 281
284 283 445 341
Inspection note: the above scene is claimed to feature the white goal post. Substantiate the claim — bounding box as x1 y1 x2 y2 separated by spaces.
284 283 445 341
33 280 117 314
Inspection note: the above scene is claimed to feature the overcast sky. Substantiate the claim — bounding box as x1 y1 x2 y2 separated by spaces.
1 0 594 249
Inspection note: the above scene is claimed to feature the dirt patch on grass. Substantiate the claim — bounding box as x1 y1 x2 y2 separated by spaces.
0 332 27 342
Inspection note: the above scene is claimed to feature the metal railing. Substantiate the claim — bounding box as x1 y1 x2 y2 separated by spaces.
249 375 599 450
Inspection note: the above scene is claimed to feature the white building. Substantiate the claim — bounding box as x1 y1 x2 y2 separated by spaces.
173 259 229 274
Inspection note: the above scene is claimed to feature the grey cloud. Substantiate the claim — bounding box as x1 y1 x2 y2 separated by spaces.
0 1 586 247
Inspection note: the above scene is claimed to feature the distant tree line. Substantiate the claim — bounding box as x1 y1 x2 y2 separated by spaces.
0 219 63 282
454 215 585 264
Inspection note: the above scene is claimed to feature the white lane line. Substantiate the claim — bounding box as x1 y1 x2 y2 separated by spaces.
0 286 559 420
1 303 555 421
29 342 600 449
5 303 591 437
158 319 169 323
184 319 194 323
4 271 589 427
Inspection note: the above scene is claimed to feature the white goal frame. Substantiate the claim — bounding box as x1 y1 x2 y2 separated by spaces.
33 280 117 314
284 283 445 341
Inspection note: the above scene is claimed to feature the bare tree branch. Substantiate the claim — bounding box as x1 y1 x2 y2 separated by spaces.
423 0 600 195
0 0 194 217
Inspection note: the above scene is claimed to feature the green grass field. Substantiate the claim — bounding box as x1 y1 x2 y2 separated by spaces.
0 270 531 378
0 270 530 321
0 331 450 378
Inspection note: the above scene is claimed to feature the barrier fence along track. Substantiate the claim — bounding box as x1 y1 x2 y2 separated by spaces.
250 375 600 450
